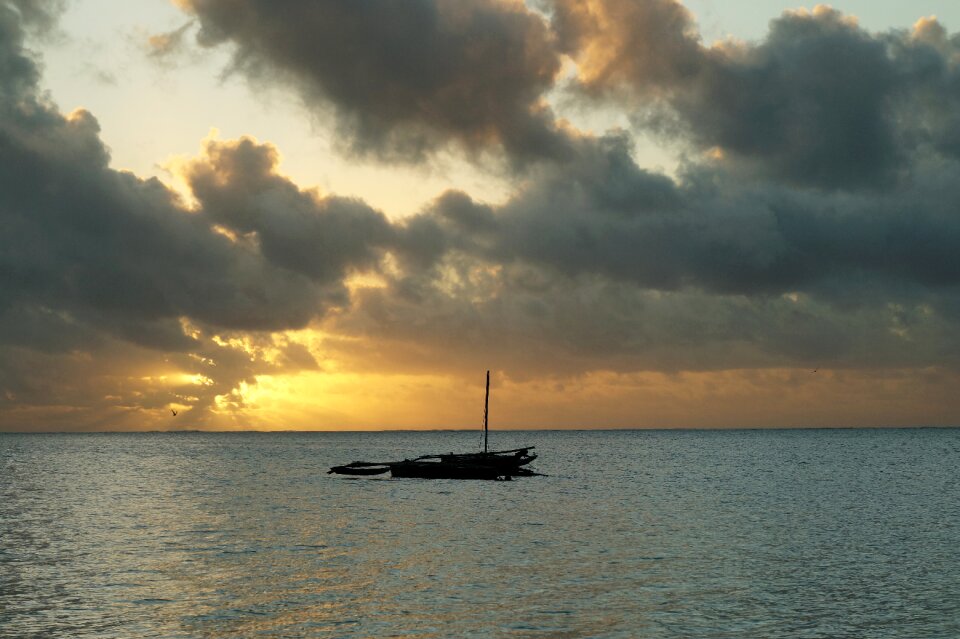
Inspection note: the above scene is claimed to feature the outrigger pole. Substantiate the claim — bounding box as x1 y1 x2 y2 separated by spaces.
483 370 490 453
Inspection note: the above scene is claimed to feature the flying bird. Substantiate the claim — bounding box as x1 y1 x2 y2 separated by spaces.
171 409 178 416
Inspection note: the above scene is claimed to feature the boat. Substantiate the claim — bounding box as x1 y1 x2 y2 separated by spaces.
328 371 538 480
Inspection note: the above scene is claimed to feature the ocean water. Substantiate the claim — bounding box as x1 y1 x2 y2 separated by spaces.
2 429 959 638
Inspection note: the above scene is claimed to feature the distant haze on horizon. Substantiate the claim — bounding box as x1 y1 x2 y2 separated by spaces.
3 0 960 432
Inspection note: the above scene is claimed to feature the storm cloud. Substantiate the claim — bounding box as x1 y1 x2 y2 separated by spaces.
325 127 960 377
183 136 394 286
6 2 960 428
552 2 960 189
178 0 571 163
171 1 960 190
0 4 387 426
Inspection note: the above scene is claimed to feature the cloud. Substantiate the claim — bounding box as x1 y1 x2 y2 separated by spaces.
551 2 960 190
7 2 960 429
181 135 394 286
4 0 66 34
0 109 327 331
549 0 704 92
310 110 960 377
675 7 901 189
0 5 391 427
0 1 45 97
176 0 572 164
518 144 960 296
378 131 960 300
145 21 194 64
169 0 960 191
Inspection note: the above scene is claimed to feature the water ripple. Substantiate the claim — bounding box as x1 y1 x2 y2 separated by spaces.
2 429 959 637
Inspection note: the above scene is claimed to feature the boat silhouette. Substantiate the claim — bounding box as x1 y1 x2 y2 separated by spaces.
328 371 538 480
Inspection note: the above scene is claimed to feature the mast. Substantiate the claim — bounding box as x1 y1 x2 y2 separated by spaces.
483 370 490 453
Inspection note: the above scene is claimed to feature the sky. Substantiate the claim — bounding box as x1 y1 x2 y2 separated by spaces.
3 0 960 431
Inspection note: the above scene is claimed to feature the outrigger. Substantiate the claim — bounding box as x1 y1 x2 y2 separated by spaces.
328 371 539 480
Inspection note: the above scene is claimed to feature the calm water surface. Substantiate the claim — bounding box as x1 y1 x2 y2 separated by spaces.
2 429 959 638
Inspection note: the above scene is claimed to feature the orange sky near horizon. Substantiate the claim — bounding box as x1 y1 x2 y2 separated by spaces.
4 364 959 432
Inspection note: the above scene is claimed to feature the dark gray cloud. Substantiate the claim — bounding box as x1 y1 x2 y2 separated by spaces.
889 18 960 163
329 260 960 378
550 3 960 190
178 0 572 164
8 2 960 429
0 108 325 331
678 9 901 189
0 5 392 426
5 0 65 34
171 0 960 191
183 136 394 287
487 135 960 295
323 127 960 374
0 1 44 97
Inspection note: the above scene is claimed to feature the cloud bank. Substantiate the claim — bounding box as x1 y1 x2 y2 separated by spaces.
4 1 960 428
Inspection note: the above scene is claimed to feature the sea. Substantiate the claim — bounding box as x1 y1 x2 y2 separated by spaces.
2 429 959 638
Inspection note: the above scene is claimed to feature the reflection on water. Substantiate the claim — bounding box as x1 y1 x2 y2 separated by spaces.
2 429 960 638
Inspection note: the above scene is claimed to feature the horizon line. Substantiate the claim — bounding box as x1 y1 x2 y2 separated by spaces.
2 424 958 435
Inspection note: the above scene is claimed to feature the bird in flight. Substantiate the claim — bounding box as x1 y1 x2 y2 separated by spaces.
811 368 818 373
171 409 178 416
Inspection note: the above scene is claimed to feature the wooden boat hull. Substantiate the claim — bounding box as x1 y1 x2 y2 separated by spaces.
327 447 538 479
388 461 511 480
328 464 389 475
438 452 537 468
